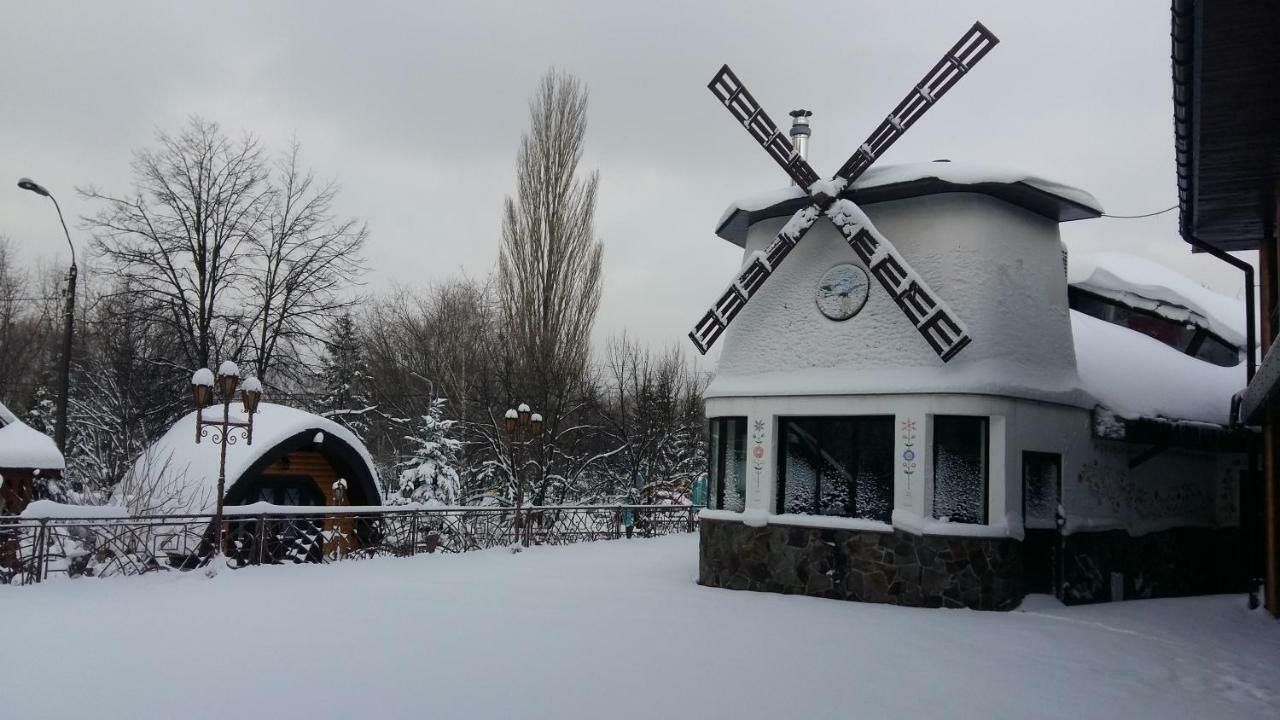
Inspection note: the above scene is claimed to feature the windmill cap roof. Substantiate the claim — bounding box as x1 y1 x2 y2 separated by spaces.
715 161 1102 247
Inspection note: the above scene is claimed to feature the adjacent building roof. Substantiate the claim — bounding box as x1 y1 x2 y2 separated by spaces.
0 402 64 471
1072 311 1242 426
1173 0 1280 251
1068 252 1246 348
122 403 381 515
714 162 1102 247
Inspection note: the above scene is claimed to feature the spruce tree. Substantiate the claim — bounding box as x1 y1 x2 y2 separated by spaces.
395 397 461 506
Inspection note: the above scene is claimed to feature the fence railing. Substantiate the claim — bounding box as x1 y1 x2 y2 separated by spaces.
0 503 702 585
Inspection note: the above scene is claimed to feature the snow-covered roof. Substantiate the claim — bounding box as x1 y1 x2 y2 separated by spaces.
1071 311 1243 425
123 402 380 515
1068 252 1246 348
0 402 64 471
706 308 1242 426
715 162 1103 246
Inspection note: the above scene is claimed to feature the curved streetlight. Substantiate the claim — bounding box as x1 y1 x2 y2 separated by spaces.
18 177 77 452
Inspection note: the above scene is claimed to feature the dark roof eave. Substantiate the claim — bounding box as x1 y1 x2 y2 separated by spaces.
714 178 1101 246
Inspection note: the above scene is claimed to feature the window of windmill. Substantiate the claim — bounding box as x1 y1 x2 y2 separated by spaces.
815 264 870 321
932 415 989 524
777 416 893 522
709 417 747 512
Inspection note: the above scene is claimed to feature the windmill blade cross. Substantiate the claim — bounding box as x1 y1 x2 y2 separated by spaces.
834 22 999 184
690 21 995 359
708 65 821 189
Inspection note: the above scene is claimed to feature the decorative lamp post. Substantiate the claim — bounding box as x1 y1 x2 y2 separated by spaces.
505 403 543 546
17 177 76 453
190 361 262 559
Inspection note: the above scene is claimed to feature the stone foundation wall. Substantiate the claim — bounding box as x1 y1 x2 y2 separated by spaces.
699 517 1246 610
698 517 1023 611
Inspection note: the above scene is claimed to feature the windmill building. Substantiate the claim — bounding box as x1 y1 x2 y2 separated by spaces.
694 23 1251 610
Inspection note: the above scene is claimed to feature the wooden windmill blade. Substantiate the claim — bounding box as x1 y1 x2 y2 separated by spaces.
707 65 822 189
825 200 971 361
689 203 825 354
834 22 999 184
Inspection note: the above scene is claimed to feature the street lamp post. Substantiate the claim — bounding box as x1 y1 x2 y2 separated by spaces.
17 178 76 453
190 361 262 560
504 403 543 547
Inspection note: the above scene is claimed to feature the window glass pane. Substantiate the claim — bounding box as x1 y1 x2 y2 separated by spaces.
724 418 747 512
708 420 721 508
1126 313 1196 350
854 418 894 523
782 420 818 514
1195 333 1240 367
707 417 748 511
1023 453 1059 529
933 416 988 524
778 416 893 521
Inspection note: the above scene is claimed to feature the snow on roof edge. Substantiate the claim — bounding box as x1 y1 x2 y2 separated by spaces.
715 161 1102 237
0 401 65 470
1068 252 1246 348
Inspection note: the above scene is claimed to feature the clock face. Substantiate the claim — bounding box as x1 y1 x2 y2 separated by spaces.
815 264 870 321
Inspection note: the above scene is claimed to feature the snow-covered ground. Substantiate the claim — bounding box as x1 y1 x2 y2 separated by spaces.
2 535 1277 719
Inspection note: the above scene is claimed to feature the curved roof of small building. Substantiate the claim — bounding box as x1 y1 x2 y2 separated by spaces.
0 402 64 471
122 402 381 515
1068 252 1246 348
714 161 1103 247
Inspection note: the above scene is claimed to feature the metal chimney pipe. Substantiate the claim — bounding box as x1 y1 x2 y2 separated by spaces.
789 109 812 163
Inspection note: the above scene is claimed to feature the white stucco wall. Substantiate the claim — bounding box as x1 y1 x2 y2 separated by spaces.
705 393 1240 539
707 193 1089 407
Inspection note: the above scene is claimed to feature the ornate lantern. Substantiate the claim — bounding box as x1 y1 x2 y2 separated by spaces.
216 360 240 399
517 403 531 425
191 368 214 409
240 376 263 415
504 408 518 433
530 412 543 435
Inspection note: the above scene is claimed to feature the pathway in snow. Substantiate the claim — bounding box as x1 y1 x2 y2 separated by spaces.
1 535 1277 719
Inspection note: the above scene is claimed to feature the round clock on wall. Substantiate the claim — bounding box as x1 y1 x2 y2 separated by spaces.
815 264 870 321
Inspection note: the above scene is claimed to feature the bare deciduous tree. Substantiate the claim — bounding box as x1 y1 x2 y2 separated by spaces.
82 117 271 372
83 117 367 384
246 141 367 383
497 69 604 493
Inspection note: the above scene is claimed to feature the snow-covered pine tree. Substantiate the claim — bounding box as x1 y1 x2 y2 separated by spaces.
21 384 56 437
394 397 462 506
317 312 374 439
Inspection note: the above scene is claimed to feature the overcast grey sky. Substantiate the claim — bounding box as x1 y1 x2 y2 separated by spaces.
0 0 1250 361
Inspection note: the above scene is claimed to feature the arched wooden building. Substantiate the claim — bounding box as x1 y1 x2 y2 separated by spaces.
126 403 381 516
0 402 64 516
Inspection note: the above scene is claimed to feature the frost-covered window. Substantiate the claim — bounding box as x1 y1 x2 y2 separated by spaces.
932 416 988 524
777 417 893 522
1022 452 1060 529
708 417 747 512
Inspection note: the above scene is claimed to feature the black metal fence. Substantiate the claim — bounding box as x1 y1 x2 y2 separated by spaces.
0 504 701 585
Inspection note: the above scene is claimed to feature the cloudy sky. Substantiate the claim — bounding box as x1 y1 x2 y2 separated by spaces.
0 0 1251 361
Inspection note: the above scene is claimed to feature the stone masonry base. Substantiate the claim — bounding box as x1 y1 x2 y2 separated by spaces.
698 517 1023 610
698 517 1246 610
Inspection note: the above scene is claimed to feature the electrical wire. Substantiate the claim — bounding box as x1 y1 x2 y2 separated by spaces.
1100 205 1179 220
